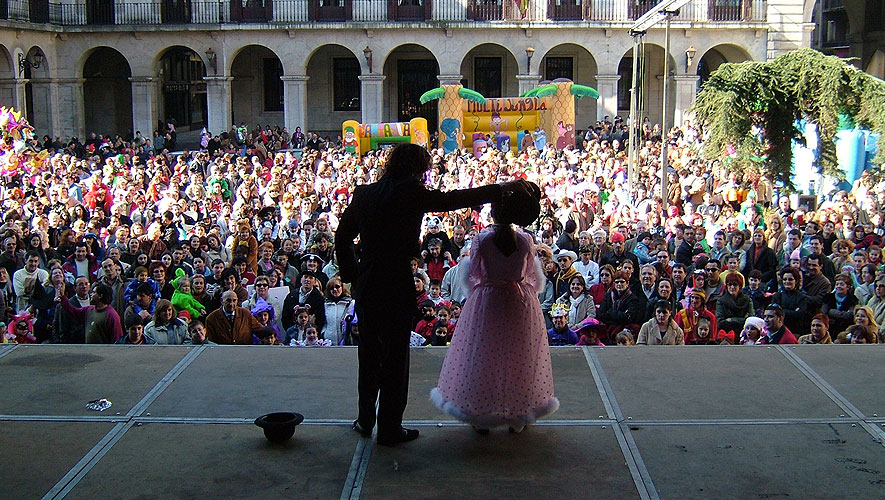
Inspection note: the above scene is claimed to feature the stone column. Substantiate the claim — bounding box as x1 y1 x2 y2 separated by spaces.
51 78 86 139
280 75 309 134
204 76 233 136
516 74 541 96
359 74 385 124
129 76 158 138
595 74 620 122
0 78 28 113
673 75 700 126
27 78 53 135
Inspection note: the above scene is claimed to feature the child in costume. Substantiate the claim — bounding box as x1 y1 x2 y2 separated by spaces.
5 312 36 344
431 182 558 433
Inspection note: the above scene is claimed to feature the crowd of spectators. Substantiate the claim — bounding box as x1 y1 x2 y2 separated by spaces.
2 115 884 347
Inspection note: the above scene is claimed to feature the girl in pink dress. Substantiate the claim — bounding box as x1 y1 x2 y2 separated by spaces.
431 186 558 433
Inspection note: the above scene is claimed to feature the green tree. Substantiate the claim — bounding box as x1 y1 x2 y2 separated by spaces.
693 48 885 191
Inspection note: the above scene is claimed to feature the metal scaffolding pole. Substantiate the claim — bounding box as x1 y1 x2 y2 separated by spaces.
660 12 672 212
627 32 641 187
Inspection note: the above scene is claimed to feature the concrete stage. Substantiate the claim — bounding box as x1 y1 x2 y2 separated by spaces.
2 344 885 500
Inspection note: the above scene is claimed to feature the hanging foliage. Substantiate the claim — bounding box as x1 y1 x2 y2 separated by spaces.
693 48 885 192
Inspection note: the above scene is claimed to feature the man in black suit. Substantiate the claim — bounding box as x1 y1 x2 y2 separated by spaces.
336 143 529 446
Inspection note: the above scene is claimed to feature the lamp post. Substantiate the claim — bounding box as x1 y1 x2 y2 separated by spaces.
685 45 696 73
630 0 691 212
205 48 217 75
18 52 44 76
525 47 535 73
363 46 373 74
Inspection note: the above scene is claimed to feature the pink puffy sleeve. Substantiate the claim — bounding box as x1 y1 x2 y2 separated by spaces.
520 231 545 295
465 231 489 289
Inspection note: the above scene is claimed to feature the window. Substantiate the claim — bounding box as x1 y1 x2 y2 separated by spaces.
333 57 360 111
473 57 502 98
545 57 574 81
263 58 283 112
617 56 633 111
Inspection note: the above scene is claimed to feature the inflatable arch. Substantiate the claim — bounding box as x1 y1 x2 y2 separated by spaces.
421 79 598 155
341 117 430 156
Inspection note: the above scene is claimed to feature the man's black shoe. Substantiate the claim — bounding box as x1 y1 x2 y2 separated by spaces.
352 420 372 438
376 427 420 446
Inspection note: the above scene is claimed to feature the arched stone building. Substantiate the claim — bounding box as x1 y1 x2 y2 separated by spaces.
0 0 819 140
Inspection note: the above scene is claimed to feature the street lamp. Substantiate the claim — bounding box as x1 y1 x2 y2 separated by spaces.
685 45 696 73
205 48 217 75
525 47 535 72
363 46 373 74
18 52 44 76
630 0 692 213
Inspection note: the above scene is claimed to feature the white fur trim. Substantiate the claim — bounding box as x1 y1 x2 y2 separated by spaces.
430 388 559 429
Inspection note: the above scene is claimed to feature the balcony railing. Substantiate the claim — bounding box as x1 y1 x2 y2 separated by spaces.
0 0 767 26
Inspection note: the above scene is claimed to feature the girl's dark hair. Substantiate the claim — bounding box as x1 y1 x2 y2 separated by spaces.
491 223 518 257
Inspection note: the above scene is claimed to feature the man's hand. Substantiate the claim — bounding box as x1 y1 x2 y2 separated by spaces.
139 310 151 320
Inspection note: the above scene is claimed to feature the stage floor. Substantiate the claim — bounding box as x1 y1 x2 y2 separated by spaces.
2 344 884 499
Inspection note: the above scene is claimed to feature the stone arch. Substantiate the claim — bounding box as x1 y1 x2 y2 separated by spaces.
697 43 753 87
82 47 133 138
0 45 14 109
155 45 208 133
459 43 520 99
803 0 816 23
230 44 285 128
616 43 676 126
305 44 363 136
383 44 441 129
539 43 599 133
0 45 13 78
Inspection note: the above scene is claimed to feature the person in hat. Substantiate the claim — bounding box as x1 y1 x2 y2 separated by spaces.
573 245 600 286
230 219 258 273
300 253 329 290
281 269 325 332
337 143 533 446
600 232 639 272
675 289 718 344
575 317 604 346
432 182 558 433
739 316 765 344
82 232 105 262
552 249 580 298
633 231 656 265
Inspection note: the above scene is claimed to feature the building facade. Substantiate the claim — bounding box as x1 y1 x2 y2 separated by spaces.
810 0 885 80
1 0 815 141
